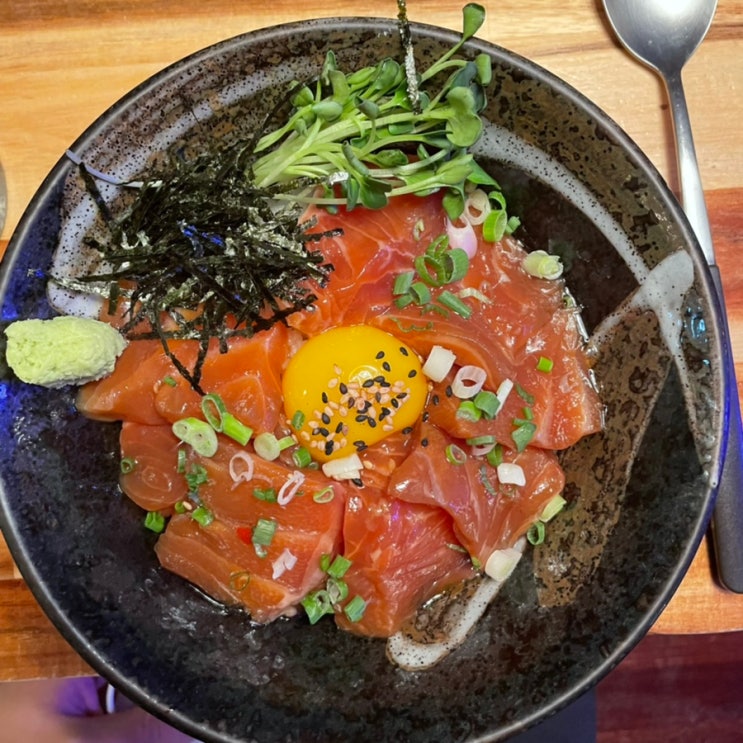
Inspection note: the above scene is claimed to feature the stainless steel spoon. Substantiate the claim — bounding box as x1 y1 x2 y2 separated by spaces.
602 0 743 592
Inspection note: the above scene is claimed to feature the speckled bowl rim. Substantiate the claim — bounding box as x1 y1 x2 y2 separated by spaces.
0 15 727 742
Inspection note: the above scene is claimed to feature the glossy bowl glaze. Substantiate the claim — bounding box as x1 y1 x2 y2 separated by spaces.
0 16 726 742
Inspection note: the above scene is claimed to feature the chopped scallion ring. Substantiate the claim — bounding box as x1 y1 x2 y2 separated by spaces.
536 356 554 373
172 417 218 457
252 518 277 548
327 554 352 579
312 486 335 503
292 446 313 468
144 511 165 533
527 520 546 545
191 505 214 527
120 457 136 474
456 400 482 422
201 393 228 431
254 432 281 461
343 595 367 623
437 289 472 319
291 410 306 430
473 389 500 418
445 443 467 465
222 413 253 445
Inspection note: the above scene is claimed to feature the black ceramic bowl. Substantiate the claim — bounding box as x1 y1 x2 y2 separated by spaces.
0 16 727 743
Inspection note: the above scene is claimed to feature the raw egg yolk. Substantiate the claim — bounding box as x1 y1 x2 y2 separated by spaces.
282 325 428 462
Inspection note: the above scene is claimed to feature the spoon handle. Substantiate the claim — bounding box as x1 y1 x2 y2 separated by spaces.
663 70 715 264
707 266 743 593
665 70 743 593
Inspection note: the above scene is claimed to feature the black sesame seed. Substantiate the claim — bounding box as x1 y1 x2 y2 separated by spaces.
391 398 399 409
408 369 417 378
368 418 377 429
374 375 386 384
347 397 356 408
382 361 391 372
321 392 329 404
402 426 414 435
353 440 367 451
362 379 375 388
351 478 364 487
355 414 368 423
432 394 440 406
339 382 348 394
379 380 391 388
422 411 430 422
335 422 344 434
379 407 390 420
375 392 382 403
317 427 330 437
324 441 335 456
321 413 331 424
399 346 409 356
375 350 385 359
421 438 429 447
397 392 408 400
445 385 453 397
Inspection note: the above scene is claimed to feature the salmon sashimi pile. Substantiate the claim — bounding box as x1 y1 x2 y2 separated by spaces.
77 191 602 640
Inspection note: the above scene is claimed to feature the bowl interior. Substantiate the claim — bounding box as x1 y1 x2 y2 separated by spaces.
0 17 723 743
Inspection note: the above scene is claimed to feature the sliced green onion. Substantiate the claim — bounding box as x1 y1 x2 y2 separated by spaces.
527 520 546 545
515 383 535 404
393 271 415 295
120 457 136 474
312 486 335 503
172 417 218 457
191 505 214 527
201 393 228 431
394 293 415 309
486 443 503 467
144 511 165 533
458 287 491 304
292 446 313 468
442 247 469 282
473 390 500 418
162 375 177 387
456 400 482 422
327 577 350 605
327 554 352 579
437 289 472 319
254 432 281 461
229 571 251 592
319 553 332 573
343 595 367 623
185 464 208 493
291 410 306 430
536 356 554 373
253 487 278 502
466 434 496 447
414 253 445 287
174 500 188 514
176 448 187 473
445 443 467 465
409 280 432 304
252 518 277 548
482 209 507 242
277 435 295 451
222 413 253 445
522 406 534 421
511 421 536 452
302 589 334 625
523 250 563 280
540 494 567 522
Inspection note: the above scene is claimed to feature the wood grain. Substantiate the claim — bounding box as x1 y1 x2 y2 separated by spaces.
1 0 742 680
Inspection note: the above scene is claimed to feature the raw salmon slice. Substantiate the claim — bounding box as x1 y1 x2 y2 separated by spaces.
336 487 475 637
388 422 565 564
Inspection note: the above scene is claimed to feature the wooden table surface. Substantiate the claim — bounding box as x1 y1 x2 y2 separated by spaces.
0 0 741 681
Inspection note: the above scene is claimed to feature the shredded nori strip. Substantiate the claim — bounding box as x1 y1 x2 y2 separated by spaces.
68 145 337 391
